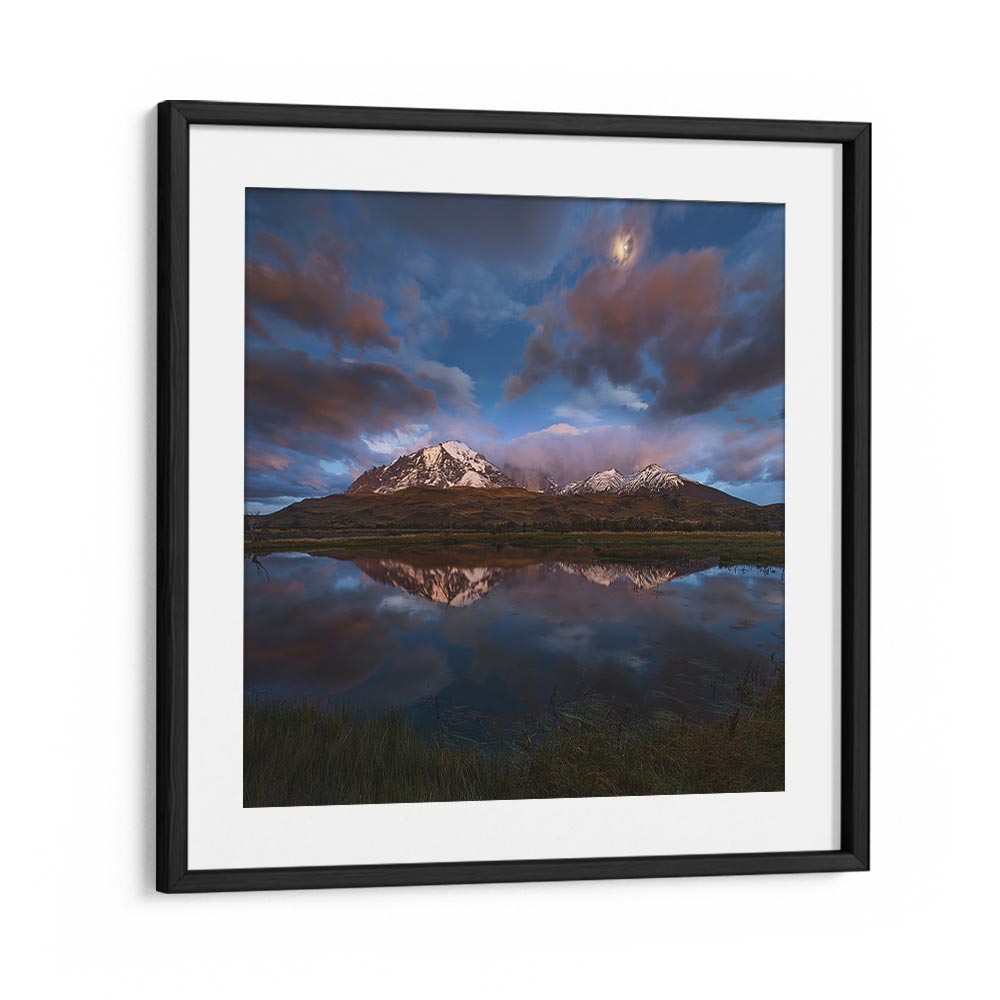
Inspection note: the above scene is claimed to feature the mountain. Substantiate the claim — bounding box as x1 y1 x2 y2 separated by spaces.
620 464 685 494
560 463 751 505
347 441 518 494
560 468 625 494
258 487 781 534
347 442 750 508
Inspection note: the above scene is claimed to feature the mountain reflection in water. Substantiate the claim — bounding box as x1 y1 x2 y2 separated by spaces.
353 559 510 607
351 557 717 607
244 551 784 741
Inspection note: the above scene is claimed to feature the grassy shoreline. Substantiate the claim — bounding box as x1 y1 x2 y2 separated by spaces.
244 672 784 807
246 529 784 567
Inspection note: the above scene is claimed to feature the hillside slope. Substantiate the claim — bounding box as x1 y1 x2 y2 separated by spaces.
258 487 783 533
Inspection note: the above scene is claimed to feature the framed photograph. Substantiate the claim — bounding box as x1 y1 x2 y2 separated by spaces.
157 102 869 892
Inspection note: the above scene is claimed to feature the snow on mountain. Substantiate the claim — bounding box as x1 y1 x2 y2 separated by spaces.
456 470 493 488
559 469 625 495
346 444 749 504
440 441 479 464
346 441 519 494
620 464 686 495
559 464 687 496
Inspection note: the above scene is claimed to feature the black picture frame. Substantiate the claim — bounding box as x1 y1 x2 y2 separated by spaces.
157 101 870 893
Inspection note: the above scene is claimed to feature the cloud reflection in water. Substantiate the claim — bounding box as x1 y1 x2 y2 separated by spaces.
244 552 784 737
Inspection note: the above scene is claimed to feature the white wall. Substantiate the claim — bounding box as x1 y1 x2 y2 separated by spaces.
4 2 996 996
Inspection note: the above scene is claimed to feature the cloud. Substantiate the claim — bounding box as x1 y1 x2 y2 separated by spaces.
701 428 784 484
361 424 433 456
368 191 573 276
553 377 648 423
245 443 292 473
433 259 526 330
393 280 451 346
504 228 783 417
245 450 345 505
245 232 396 349
395 259 526 340
411 359 478 413
491 423 640 484
246 347 438 459
241 192 783 505
244 348 485 500
491 417 783 491
523 422 585 437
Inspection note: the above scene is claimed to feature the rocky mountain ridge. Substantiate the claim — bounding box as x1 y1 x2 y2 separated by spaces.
346 441 750 505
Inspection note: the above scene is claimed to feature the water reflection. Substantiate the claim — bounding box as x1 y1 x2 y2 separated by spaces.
350 556 720 606
244 551 784 741
353 559 510 606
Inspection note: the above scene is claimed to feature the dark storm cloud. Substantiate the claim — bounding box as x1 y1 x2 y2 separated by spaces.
245 232 396 349
367 192 573 274
505 244 783 417
246 347 438 457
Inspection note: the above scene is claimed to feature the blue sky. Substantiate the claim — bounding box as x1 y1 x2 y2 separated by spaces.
245 189 784 512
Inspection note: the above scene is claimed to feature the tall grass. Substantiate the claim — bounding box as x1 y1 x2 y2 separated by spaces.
244 672 784 807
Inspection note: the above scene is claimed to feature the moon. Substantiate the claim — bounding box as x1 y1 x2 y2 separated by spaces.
613 231 635 265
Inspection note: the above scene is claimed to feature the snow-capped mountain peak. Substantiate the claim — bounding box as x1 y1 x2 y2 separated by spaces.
559 468 625 495
559 462 687 496
621 463 685 494
344 445 747 503
440 440 478 462
346 441 518 494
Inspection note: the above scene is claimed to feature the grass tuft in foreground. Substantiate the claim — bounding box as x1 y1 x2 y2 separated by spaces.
244 673 783 807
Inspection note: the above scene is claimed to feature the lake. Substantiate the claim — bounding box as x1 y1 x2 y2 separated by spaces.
244 549 784 748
